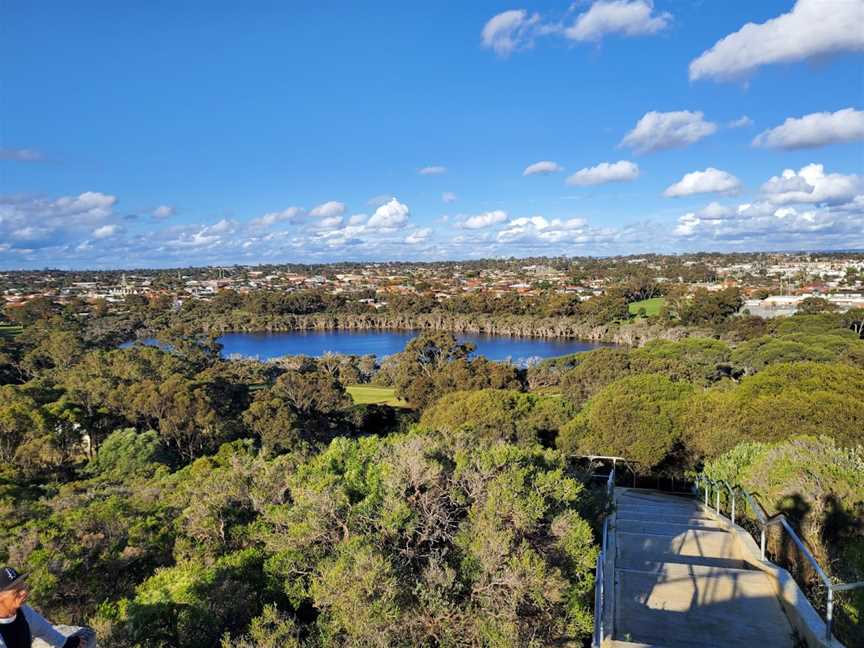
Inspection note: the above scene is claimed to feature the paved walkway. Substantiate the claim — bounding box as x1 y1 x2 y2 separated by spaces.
604 488 797 648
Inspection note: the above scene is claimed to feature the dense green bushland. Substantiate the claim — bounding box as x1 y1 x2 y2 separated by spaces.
558 374 695 469
1 296 863 645
4 432 598 647
420 389 575 446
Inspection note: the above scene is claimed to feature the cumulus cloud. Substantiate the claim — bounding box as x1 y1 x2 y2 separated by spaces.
760 164 860 206
251 206 303 228
689 0 864 81
728 116 753 129
166 219 238 249
152 205 175 220
674 161 864 248
309 201 346 218
566 160 639 186
565 0 671 42
620 110 717 153
208 218 236 234
52 192 117 219
405 228 431 244
663 168 742 198
752 108 864 150
0 191 118 252
418 165 447 176
348 214 368 225
442 192 457 204
675 201 863 246
367 198 410 228
462 210 509 229
495 216 616 245
0 148 44 162
367 194 393 207
523 160 564 176
92 224 121 239
317 216 344 230
481 9 541 56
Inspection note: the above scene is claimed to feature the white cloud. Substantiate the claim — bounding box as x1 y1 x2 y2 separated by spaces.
0 191 118 252
152 205 175 219
208 218 236 234
760 164 860 206
565 0 671 42
523 160 564 176
167 231 221 249
481 9 541 56
309 201 346 218
92 224 121 239
566 160 639 186
674 161 864 248
663 168 742 198
166 219 237 249
674 200 863 246
496 216 610 245
348 214 368 225
53 192 117 219
317 216 344 230
405 228 431 244
728 116 753 129
367 194 393 207
620 110 717 153
418 165 447 176
752 108 864 150
0 148 44 162
462 210 508 229
367 198 410 228
251 206 303 228
442 192 457 204
689 0 864 81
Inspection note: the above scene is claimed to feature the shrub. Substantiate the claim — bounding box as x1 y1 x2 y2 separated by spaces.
420 389 575 446
683 362 864 459
731 333 863 373
558 374 694 469
629 337 731 385
256 434 598 646
560 348 631 407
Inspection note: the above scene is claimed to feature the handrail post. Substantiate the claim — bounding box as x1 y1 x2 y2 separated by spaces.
731 491 736 526
715 486 720 514
760 525 766 560
826 587 833 644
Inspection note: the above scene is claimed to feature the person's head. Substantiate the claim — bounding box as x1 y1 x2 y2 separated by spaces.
0 567 29 617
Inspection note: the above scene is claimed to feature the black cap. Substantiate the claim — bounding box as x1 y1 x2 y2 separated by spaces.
0 567 26 592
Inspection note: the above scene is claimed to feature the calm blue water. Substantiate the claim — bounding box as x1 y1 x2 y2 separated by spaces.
217 330 606 364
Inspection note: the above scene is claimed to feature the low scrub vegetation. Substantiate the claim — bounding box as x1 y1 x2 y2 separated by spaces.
1 295 863 646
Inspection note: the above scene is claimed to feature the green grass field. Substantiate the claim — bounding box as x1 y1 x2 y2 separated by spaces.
628 297 665 317
346 384 410 408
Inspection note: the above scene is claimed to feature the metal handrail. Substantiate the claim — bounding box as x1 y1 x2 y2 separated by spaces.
694 473 864 644
593 463 616 648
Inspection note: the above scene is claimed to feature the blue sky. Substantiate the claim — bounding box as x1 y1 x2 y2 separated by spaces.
1 0 863 268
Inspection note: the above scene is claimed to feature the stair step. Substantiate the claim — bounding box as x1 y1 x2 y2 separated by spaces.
617 519 727 534
615 564 795 647
616 529 741 567
604 489 796 648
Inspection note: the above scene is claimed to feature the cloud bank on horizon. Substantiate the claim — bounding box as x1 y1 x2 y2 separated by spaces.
1 0 863 268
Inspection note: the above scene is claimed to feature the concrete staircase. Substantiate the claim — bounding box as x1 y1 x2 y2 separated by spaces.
603 488 798 648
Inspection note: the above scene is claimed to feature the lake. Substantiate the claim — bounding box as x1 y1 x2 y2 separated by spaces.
217 330 607 364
